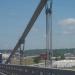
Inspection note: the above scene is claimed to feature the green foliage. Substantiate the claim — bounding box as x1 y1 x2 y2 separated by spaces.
60 54 65 60
33 56 40 64
55 57 59 61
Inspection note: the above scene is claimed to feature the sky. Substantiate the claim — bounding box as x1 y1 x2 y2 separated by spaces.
0 0 75 50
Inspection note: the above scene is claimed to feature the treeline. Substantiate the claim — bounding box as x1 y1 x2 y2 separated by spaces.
0 48 75 57
53 48 75 57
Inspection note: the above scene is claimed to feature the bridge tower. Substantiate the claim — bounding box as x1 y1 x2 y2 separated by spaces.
45 0 53 68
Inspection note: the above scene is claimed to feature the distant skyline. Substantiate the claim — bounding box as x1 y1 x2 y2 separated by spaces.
0 0 75 49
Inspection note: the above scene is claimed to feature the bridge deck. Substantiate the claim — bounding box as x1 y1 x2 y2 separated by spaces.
0 64 75 75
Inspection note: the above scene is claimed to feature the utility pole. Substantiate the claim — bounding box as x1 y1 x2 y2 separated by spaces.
45 0 53 68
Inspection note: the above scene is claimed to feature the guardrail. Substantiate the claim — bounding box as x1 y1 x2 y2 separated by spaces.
0 72 7 75
0 64 75 75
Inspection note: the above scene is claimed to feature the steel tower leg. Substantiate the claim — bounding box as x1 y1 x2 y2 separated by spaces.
45 0 53 68
20 40 25 65
20 46 22 65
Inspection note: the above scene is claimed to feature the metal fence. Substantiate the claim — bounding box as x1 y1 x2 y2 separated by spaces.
0 64 75 75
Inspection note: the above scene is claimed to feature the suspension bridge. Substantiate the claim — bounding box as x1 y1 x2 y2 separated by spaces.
0 0 75 75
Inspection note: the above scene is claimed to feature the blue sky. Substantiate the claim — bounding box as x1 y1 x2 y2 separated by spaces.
0 0 75 49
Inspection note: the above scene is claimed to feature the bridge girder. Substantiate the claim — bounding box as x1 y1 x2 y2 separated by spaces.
5 0 48 64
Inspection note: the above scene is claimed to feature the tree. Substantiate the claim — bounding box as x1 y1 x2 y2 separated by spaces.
60 54 65 60
33 56 40 64
55 57 58 61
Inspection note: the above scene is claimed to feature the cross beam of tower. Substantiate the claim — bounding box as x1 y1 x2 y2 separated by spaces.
5 0 48 64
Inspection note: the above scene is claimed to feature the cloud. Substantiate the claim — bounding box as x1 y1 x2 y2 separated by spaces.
62 31 71 35
58 18 75 35
59 18 75 26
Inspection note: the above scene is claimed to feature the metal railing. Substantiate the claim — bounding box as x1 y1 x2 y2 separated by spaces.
0 64 75 75
0 72 7 75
